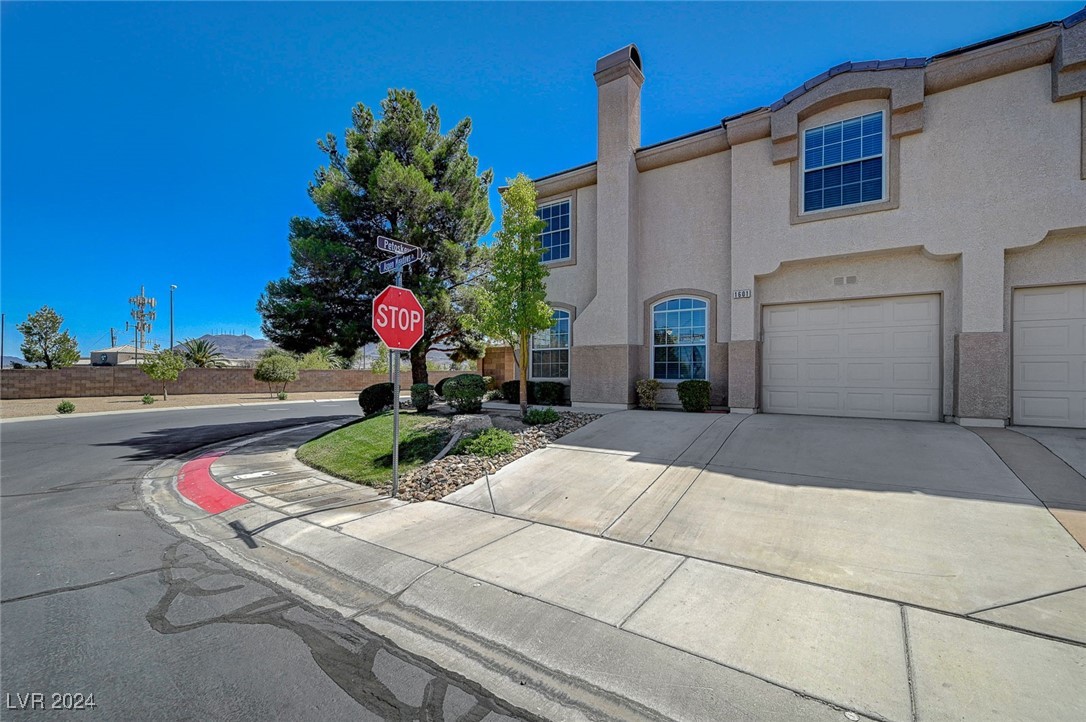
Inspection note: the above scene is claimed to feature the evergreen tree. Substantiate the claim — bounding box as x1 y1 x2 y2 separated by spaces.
17 306 80 369
258 90 493 383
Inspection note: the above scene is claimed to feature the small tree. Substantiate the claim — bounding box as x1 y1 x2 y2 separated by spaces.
180 338 227 368
371 342 390 375
17 306 80 369
474 174 553 415
139 346 186 400
254 353 299 397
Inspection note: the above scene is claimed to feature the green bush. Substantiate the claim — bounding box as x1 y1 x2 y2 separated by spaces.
358 382 394 416
482 375 499 391
636 379 661 410
277 391 288 401
500 380 520 403
411 383 435 412
434 376 451 398
56 400 75 414
523 407 560 425
254 353 298 396
677 380 712 412
456 428 516 457
443 374 486 414
141 394 155 405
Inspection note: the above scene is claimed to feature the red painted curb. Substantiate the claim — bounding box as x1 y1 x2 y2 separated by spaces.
176 453 248 514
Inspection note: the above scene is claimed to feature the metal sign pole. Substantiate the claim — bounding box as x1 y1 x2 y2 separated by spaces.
391 266 403 500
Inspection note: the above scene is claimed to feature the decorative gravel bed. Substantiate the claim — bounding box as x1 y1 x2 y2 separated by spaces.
382 412 600 501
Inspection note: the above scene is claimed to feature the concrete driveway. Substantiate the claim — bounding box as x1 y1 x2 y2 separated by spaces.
446 411 1086 629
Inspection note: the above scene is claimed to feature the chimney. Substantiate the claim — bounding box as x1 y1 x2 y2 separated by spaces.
572 45 644 406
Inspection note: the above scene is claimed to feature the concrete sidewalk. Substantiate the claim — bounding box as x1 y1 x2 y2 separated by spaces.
144 415 1086 722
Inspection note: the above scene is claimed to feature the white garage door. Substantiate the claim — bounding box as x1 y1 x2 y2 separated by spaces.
1012 284 1086 428
762 295 941 421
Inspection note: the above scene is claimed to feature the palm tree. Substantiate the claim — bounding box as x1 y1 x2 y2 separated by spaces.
180 338 227 368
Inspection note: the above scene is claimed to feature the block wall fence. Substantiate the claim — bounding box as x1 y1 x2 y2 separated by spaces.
0 367 461 400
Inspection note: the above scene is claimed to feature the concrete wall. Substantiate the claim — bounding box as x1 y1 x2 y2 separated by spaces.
0 368 460 400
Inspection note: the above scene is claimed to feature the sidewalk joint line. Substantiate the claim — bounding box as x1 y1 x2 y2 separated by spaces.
964 583 1086 617
900 606 919 722
616 557 686 629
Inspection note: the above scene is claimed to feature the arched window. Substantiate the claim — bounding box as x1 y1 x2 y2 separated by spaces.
652 298 707 380
530 309 570 380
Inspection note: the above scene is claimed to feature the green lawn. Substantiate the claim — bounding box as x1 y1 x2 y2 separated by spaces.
296 411 450 486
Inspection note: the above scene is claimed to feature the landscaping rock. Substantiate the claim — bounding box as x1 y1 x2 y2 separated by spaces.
382 412 600 502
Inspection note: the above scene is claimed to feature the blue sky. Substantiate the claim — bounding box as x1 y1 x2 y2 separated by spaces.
2 1 1080 356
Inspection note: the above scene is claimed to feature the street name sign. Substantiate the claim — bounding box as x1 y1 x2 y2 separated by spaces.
372 285 425 351
377 235 422 256
378 248 424 274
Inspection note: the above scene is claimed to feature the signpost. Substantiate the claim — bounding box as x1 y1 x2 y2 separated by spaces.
373 236 426 499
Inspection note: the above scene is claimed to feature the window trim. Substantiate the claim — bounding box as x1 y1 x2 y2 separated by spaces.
649 296 710 383
529 306 572 381
536 192 577 268
800 110 888 215
788 100 902 225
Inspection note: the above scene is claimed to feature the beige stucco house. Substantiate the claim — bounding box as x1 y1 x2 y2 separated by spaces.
514 10 1086 428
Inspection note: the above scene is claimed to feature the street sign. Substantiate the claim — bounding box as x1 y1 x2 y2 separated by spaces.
377 235 422 256
377 248 424 274
372 285 425 351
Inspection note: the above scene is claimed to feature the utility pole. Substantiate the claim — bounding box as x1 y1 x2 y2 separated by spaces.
169 285 177 351
110 328 116 347
1 312 5 369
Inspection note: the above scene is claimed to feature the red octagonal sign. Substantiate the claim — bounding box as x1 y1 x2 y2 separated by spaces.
372 285 425 351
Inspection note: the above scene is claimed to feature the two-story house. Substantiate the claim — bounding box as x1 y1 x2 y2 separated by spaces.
507 9 1086 429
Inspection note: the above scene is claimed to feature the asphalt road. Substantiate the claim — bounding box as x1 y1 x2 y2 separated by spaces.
0 402 526 721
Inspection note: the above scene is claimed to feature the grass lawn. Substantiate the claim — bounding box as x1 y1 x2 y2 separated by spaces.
296 411 450 486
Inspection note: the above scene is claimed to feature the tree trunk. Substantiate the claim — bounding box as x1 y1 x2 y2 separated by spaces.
410 347 428 385
518 331 529 417
162 383 168 401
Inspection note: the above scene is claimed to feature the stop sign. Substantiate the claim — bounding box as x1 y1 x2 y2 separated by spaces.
372 285 425 351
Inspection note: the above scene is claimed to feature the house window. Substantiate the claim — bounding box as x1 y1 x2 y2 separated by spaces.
530 309 570 379
537 200 571 263
803 111 884 213
652 298 707 381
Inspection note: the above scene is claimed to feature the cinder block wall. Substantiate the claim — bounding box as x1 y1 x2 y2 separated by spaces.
0 368 461 400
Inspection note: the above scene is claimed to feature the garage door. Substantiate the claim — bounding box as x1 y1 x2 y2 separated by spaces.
762 295 941 421
1012 284 1086 428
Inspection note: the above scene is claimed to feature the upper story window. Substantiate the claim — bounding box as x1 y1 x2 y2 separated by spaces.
537 200 571 263
530 309 570 380
652 298 707 381
803 111 884 213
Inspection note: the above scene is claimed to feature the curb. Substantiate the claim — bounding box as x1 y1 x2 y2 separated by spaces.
0 397 359 424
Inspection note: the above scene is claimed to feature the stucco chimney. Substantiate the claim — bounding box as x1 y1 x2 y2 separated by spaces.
571 45 644 406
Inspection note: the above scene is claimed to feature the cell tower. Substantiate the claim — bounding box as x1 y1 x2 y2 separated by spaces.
126 286 156 363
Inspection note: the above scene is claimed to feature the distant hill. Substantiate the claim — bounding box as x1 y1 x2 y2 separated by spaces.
177 334 272 359
3 355 28 368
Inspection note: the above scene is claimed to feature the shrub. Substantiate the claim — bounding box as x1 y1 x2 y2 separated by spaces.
484 389 503 401
56 400 75 414
677 380 712 412
443 374 487 414
277 391 288 401
358 382 394 416
524 406 560 425
456 428 516 457
254 353 298 397
636 379 661 410
500 380 520 403
482 375 499 391
142 394 155 405
411 383 435 412
434 376 450 398
534 381 565 406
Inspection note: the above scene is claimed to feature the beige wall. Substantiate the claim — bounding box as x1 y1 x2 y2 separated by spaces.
637 151 732 345
542 185 598 315
731 66 1086 343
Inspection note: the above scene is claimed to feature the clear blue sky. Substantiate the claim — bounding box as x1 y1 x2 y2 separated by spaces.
2 1 1080 356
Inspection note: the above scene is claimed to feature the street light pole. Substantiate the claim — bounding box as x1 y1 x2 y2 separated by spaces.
169 285 177 351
